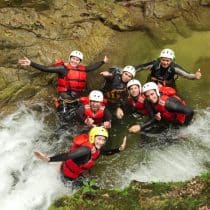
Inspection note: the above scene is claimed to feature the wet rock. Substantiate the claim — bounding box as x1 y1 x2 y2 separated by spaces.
1 0 210 114
200 0 210 6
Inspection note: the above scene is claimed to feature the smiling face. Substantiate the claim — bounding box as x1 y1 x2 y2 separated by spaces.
90 101 101 112
94 135 107 149
69 56 81 67
144 89 159 104
160 57 172 68
129 84 140 97
121 71 133 83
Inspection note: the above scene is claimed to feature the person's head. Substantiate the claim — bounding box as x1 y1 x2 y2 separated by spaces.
121 65 136 83
142 82 160 104
89 126 109 149
69 50 83 67
127 79 142 97
159 48 175 68
89 90 104 112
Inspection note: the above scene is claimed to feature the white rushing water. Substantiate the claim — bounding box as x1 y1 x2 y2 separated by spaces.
120 108 210 186
1 106 210 209
0 106 67 210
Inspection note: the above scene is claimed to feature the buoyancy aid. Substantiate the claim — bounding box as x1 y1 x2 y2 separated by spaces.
149 60 176 87
127 94 148 115
103 69 127 103
159 86 177 96
154 94 186 124
54 60 87 93
79 97 106 124
62 133 100 179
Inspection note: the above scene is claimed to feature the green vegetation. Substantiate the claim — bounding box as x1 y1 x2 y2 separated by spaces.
48 173 210 210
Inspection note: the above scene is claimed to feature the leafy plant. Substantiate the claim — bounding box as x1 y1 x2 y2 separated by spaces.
82 179 97 194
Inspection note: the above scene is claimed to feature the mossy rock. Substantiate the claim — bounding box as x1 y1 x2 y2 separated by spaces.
48 173 210 210
0 76 7 91
87 0 134 30
0 81 39 108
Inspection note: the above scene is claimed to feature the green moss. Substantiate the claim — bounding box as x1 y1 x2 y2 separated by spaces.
10 84 37 102
147 182 172 195
160 197 206 210
0 76 7 91
199 172 210 182
0 82 25 104
49 185 141 210
48 173 210 210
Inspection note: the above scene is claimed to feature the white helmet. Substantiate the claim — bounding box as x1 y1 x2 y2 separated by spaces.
89 90 104 102
69 50 83 61
127 79 141 90
142 82 160 96
122 65 136 77
159 48 175 60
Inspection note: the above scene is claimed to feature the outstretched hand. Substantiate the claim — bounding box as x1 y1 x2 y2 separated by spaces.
100 71 112 77
116 107 124 119
103 55 108 63
119 136 127 151
18 57 31 66
128 124 141 133
195 68 201 80
34 151 49 162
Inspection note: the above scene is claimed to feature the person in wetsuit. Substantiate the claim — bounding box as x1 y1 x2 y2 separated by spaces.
77 90 112 129
128 82 194 133
18 50 108 100
100 65 136 119
34 126 126 181
135 48 201 87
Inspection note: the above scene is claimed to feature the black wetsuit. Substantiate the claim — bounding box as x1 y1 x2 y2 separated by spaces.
49 146 121 165
102 67 128 109
143 96 194 126
30 61 105 99
135 60 197 87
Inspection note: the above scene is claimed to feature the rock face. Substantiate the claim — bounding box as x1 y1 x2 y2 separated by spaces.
1 0 210 114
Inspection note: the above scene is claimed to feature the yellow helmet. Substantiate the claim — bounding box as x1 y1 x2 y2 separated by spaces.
89 126 109 144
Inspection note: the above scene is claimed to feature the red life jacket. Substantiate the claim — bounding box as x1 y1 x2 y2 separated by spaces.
154 94 186 124
127 94 148 115
62 133 100 179
79 97 107 125
54 60 87 93
159 86 177 96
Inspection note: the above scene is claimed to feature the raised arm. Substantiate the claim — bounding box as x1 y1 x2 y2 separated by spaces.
86 55 108 72
135 60 156 72
34 146 91 162
18 57 67 76
174 63 202 80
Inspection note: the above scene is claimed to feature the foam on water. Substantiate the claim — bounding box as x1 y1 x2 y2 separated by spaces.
1 105 210 209
0 106 67 210
120 108 210 186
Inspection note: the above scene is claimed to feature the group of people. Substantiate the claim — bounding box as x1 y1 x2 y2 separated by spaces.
18 48 201 184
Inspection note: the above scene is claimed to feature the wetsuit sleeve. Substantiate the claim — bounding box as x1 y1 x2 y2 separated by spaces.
76 105 86 122
100 148 121 155
30 61 67 77
138 99 157 130
140 118 157 130
165 97 194 125
103 108 112 121
85 61 105 72
49 146 91 162
174 63 196 79
135 60 156 72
